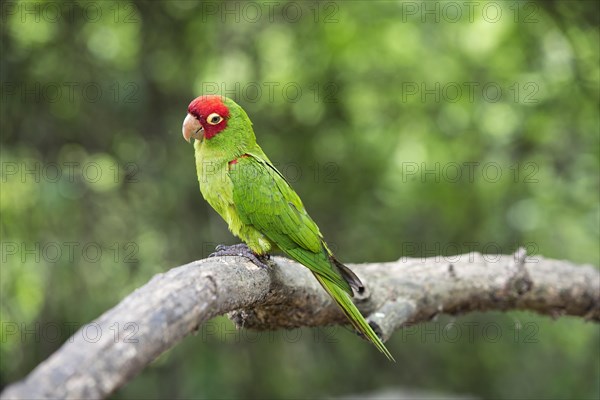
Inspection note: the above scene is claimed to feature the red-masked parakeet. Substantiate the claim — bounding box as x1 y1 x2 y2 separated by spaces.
182 95 394 361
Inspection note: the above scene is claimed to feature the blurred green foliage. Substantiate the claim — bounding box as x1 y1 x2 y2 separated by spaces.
1 0 599 398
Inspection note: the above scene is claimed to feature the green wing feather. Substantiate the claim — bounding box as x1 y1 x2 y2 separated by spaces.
229 153 394 361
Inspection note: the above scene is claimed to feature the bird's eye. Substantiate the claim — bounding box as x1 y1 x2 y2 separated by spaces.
206 113 223 125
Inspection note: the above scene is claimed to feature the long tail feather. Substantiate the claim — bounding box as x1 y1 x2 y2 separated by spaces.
331 257 364 295
313 273 395 362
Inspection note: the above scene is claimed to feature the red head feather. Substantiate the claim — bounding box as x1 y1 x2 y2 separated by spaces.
187 95 230 139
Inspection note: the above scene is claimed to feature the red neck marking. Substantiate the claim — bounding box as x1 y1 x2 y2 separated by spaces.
228 154 250 168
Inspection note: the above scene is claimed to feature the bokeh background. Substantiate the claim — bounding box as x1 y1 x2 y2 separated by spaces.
1 1 599 398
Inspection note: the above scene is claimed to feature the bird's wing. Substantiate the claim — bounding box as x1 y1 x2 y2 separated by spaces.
229 153 352 294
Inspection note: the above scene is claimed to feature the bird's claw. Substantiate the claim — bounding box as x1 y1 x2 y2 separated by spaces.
209 243 270 269
213 244 228 253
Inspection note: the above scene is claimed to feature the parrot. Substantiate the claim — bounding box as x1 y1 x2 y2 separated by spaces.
182 95 394 361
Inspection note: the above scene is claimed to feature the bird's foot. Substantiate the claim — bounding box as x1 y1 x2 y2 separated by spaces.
209 243 270 269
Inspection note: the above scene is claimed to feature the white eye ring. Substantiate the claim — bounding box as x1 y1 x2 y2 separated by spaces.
206 113 223 125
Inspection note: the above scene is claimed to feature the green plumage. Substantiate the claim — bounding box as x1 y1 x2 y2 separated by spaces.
190 96 394 361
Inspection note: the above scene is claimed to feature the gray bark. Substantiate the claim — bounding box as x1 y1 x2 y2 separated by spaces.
2 249 599 399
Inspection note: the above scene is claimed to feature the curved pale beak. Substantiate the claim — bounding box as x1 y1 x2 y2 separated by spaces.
182 113 204 143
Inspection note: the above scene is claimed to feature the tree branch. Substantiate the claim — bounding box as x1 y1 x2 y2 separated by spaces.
2 249 599 399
